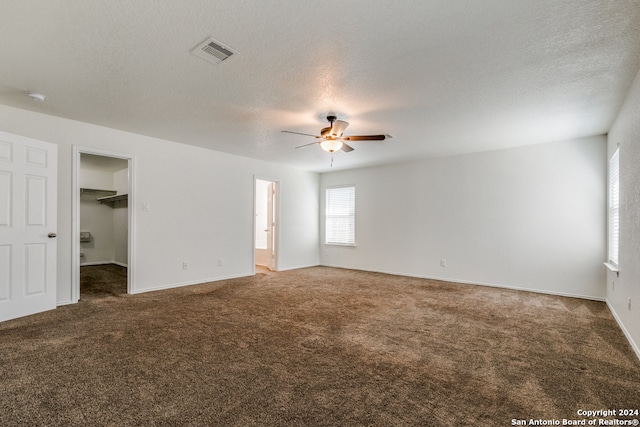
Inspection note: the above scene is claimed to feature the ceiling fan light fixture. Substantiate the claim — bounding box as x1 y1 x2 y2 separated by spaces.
283 113 388 155
27 92 46 102
320 139 343 152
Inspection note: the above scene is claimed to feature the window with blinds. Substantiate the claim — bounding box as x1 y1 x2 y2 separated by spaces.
608 148 620 266
325 185 355 245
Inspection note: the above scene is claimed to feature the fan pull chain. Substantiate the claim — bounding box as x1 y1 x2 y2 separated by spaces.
331 153 334 167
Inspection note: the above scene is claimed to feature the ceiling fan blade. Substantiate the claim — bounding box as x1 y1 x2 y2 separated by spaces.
282 130 320 138
330 120 349 137
340 142 354 152
342 134 387 141
295 141 319 150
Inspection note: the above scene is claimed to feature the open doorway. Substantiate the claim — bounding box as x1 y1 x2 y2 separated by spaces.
255 178 278 272
72 147 135 303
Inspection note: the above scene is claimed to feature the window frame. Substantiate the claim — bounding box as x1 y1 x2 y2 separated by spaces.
607 148 620 267
324 185 356 246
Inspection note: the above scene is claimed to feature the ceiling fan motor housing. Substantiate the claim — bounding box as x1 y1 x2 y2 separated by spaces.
283 113 386 154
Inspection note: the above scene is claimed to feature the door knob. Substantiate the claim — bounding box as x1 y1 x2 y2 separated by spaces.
48 233 57 238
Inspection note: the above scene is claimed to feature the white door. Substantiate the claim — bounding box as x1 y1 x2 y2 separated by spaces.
0 131 57 322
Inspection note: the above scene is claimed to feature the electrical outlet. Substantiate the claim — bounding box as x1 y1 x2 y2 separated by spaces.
182 262 188 270
612 280 615 291
440 259 447 267
628 297 632 311
218 258 224 267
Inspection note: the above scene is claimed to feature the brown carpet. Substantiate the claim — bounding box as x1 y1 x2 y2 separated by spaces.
80 264 127 300
1 267 638 426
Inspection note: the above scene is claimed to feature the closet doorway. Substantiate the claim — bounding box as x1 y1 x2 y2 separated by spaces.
72 148 135 302
254 178 278 272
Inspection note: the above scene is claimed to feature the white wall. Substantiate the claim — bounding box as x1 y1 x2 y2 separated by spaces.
112 168 128 266
320 136 606 299
607 69 640 359
0 105 319 304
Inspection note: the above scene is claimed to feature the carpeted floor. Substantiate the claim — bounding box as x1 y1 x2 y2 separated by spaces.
1 267 639 426
80 264 127 300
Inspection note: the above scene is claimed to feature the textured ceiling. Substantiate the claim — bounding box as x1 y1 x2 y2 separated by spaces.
1 0 639 172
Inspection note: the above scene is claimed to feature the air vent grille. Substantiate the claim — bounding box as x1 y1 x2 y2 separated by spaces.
190 38 236 65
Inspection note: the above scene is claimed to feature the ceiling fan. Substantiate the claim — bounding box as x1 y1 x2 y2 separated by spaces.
282 115 391 153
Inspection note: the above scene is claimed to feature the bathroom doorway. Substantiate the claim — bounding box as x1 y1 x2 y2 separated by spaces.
254 178 278 272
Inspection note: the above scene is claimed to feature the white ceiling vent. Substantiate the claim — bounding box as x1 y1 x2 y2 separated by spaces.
190 38 236 65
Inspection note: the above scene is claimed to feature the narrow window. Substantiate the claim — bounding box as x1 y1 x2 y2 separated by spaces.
325 186 355 245
608 148 620 266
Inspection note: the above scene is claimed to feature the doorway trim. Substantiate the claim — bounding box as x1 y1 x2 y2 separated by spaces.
253 176 279 273
71 146 136 303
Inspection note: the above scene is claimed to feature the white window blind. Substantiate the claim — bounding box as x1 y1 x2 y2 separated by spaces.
325 186 355 245
608 148 620 266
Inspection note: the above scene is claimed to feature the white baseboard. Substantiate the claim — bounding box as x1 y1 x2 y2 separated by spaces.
432 274 605 302
276 264 321 272
320 264 605 302
80 261 113 267
129 272 253 295
606 300 640 361
80 260 128 267
56 299 75 306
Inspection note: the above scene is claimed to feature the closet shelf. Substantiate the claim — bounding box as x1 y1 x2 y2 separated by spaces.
80 188 117 196
96 194 128 206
